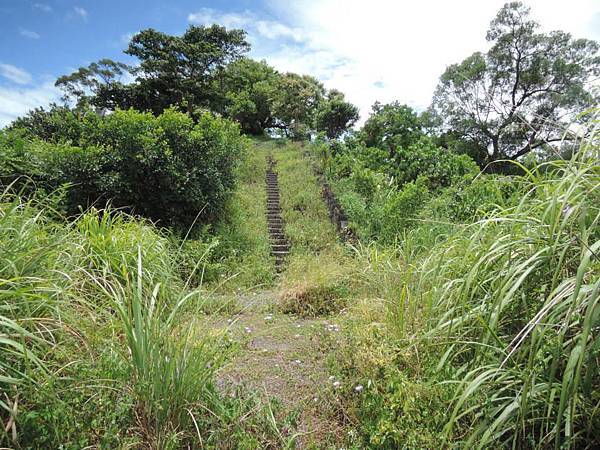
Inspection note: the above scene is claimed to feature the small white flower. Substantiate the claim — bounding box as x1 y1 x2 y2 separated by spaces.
264 315 273 321
333 381 341 388
227 318 232 324
354 385 364 393
328 375 336 381
244 327 252 334
294 359 301 364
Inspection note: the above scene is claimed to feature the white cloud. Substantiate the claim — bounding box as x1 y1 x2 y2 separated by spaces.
73 6 88 21
261 0 600 123
0 82 61 127
256 20 304 42
19 28 40 39
188 8 305 44
33 3 52 13
188 8 253 29
0 64 33 85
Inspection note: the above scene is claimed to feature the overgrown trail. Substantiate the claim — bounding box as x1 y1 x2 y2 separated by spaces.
211 291 346 447
204 140 350 448
266 155 290 271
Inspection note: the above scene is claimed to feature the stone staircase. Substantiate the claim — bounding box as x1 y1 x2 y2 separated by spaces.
266 155 290 271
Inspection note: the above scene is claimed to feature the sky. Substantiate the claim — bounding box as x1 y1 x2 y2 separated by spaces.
0 0 599 127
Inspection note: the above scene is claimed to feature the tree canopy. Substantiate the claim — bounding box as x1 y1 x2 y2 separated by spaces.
52 25 359 138
315 90 359 139
431 1 599 165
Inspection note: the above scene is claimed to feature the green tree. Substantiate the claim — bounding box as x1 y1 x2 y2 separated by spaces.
125 25 250 114
271 73 325 139
55 59 131 109
360 102 423 150
221 58 279 134
432 2 599 165
315 90 359 139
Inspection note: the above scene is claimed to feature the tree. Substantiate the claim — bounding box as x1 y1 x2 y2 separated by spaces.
221 58 279 134
360 101 424 149
315 90 359 139
271 73 325 138
55 59 131 109
125 25 250 114
431 2 599 166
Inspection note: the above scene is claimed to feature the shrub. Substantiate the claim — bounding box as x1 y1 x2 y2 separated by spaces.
3 108 245 228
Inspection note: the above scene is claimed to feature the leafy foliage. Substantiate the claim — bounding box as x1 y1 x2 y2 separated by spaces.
360 101 423 149
221 58 279 135
2 108 245 227
315 90 359 139
431 1 599 164
271 72 326 139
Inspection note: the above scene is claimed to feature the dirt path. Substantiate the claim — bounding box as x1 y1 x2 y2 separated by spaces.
210 291 347 448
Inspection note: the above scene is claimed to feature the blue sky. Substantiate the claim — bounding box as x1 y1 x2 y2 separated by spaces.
1 0 598 126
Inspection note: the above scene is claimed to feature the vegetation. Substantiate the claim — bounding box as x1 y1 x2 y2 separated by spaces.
322 129 599 448
2 108 244 227
431 1 599 166
1 1 598 448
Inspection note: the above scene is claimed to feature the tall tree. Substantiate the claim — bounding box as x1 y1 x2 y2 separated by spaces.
55 59 132 109
315 89 359 139
431 2 599 165
221 58 279 134
125 25 250 114
271 73 325 138
360 101 423 150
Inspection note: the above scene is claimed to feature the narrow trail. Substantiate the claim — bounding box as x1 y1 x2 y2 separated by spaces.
214 292 345 447
205 142 348 448
266 155 290 271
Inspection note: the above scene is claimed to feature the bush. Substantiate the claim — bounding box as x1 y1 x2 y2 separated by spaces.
334 146 600 448
2 108 245 228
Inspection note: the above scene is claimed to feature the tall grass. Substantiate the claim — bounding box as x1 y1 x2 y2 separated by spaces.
209 139 275 290
329 123 599 448
71 211 223 447
0 192 227 447
393 133 600 447
0 189 62 430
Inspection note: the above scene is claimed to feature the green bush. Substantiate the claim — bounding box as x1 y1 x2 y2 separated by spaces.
2 108 245 228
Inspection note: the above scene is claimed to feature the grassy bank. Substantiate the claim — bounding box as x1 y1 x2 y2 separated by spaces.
320 135 600 448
